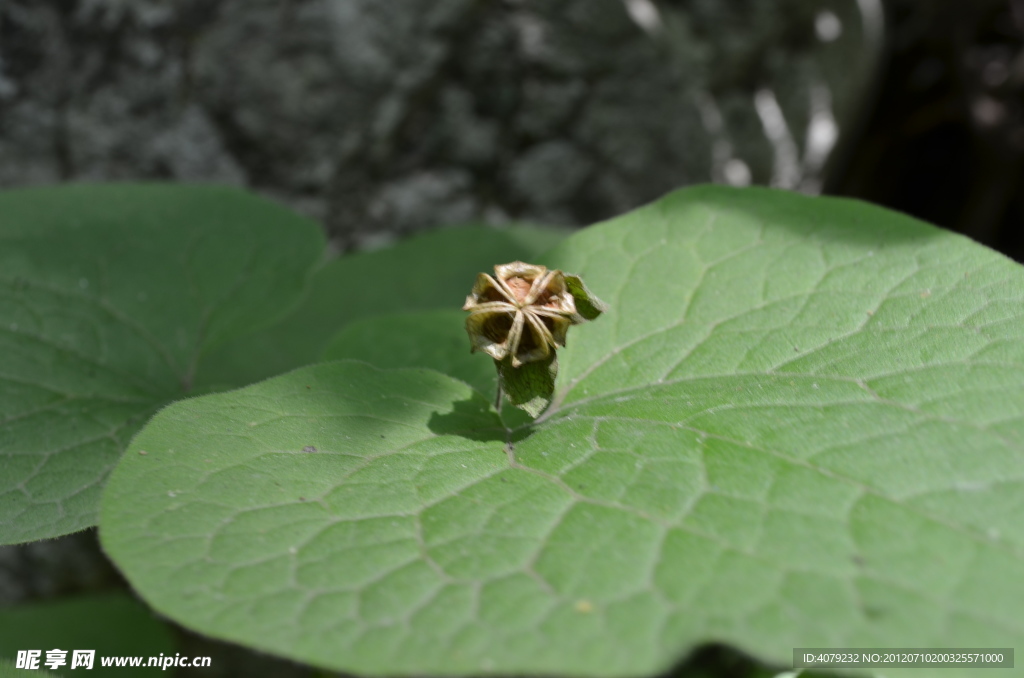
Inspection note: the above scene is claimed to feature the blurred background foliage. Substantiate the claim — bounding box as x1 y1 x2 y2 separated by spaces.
2 0 1020 256
828 0 1024 262
1 0 1022 676
2 0 877 247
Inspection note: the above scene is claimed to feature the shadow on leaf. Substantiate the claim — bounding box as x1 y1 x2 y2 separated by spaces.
427 395 508 443
661 643 809 678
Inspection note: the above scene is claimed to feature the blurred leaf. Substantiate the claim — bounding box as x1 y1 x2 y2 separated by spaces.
0 659 63 678
0 184 324 543
197 224 567 387
322 310 495 396
101 186 1024 676
0 592 176 676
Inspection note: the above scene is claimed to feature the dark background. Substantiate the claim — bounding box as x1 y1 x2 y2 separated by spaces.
2 0 1020 257
831 0 1024 262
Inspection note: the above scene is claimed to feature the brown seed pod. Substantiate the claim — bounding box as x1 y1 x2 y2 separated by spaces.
463 261 606 416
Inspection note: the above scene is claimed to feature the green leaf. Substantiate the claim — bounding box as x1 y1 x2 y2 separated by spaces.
197 224 567 387
0 184 324 543
100 186 1024 676
322 310 496 397
321 310 534 432
564 273 608 322
497 353 557 417
0 659 63 678
0 592 176 676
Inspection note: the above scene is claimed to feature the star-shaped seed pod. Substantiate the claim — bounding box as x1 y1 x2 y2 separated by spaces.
463 261 606 416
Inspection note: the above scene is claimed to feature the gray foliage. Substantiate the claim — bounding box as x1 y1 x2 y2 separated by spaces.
0 0 881 247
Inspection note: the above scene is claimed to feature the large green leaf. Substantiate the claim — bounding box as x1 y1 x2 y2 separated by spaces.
0 184 324 543
100 186 1024 676
196 224 567 387
0 592 176 676
322 310 496 397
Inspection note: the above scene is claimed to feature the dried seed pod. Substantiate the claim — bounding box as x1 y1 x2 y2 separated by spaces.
463 261 606 416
